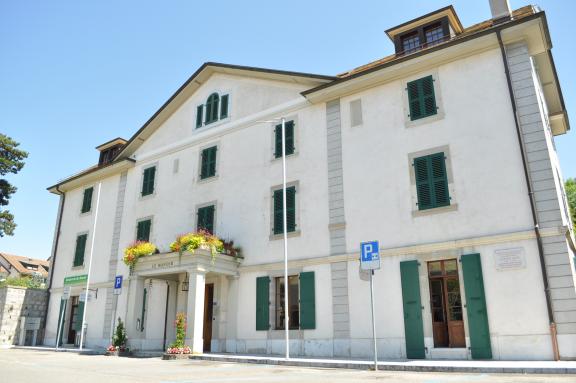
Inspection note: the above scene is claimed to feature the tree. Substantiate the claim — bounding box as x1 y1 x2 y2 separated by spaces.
566 178 576 231
0 134 28 237
112 317 127 349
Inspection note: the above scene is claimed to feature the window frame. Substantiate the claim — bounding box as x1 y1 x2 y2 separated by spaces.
73 232 89 268
403 71 444 128
80 186 94 214
140 164 157 198
270 181 300 239
196 203 217 234
198 143 219 181
393 16 450 55
136 217 153 242
408 146 457 217
274 275 300 330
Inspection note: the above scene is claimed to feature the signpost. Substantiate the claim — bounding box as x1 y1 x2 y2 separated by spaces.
360 241 380 371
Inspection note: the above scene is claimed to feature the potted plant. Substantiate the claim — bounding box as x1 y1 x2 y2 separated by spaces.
170 230 223 262
123 241 157 270
106 318 130 356
163 313 192 360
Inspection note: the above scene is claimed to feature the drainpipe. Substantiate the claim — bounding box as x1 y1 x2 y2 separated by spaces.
43 186 66 344
496 30 560 361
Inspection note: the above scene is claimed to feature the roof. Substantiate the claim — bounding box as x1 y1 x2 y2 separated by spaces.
385 5 464 40
96 137 127 151
335 6 536 79
0 253 50 278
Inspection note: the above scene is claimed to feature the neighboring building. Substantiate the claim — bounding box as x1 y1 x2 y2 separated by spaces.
45 1 576 360
0 253 50 283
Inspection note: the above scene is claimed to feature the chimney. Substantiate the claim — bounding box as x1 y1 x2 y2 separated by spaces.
489 0 512 21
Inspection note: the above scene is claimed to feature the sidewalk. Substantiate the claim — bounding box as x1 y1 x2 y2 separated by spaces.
190 353 576 374
11 345 99 355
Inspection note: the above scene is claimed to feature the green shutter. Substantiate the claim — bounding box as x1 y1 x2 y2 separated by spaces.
407 75 437 121
205 93 219 124
73 300 85 331
141 288 147 332
197 205 215 233
461 253 492 359
256 276 270 330
73 234 87 267
57 299 67 346
273 186 296 235
200 146 217 179
414 153 449 210
400 260 425 359
137 219 151 242
142 167 155 196
299 271 316 329
81 187 93 213
220 94 229 118
196 105 203 128
274 121 295 158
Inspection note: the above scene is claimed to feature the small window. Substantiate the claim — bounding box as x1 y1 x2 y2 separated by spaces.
197 205 215 233
413 152 450 210
402 31 420 54
275 275 300 330
205 93 220 125
273 186 296 235
141 166 156 196
81 187 93 213
407 75 437 121
200 146 217 180
274 121 295 158
136 219 151 242
220 94 229 119
350 99 363 127
73 234 88 267
196 105 203 129
425 23 444 47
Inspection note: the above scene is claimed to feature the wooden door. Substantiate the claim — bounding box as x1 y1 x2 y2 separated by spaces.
203 284 214 352
428 260 465 348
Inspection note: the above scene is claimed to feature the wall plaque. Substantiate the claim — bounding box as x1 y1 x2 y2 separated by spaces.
494 248 526 270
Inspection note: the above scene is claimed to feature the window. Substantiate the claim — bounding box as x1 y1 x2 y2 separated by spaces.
200 146 217 179
81 187 93 213
413 153 450 210
273 272 316 330
197 205 215 233
275 275 300 329
136 219 151 242
141 166 156 196
205 93 220 125
273 186 296 235
196 93 230 128
274 120 295 158
402 32 420 54
407 75 437 121
424 23 444 47
73 234 87 267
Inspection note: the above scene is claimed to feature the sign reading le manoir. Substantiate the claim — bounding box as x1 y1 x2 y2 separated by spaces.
64 274 88 285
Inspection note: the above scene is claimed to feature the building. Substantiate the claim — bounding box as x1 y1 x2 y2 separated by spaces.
45 1 576 360
0 253 50 284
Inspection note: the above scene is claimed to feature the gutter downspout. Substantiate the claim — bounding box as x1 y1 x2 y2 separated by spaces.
496 30 560 361
43 186 66 344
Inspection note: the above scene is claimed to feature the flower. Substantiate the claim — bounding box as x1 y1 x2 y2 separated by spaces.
107 345 116 352
123 241 157 267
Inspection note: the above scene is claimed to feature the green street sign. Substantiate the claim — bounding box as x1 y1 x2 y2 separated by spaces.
64 274 88 285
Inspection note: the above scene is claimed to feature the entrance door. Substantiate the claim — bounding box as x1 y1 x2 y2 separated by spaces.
203 284 214 352
67 296 79 344
428 259 465 348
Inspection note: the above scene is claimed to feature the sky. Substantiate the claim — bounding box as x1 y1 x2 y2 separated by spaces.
1 0 575 260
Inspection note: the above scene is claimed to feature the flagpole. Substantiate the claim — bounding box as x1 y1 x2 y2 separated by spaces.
79 182 101 351
281 117 290 360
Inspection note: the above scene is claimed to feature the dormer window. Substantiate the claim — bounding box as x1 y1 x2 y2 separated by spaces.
386 6 463 56
196 92 230 129
96 138 127 166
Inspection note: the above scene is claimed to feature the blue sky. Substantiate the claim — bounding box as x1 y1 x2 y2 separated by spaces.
1 0 575 260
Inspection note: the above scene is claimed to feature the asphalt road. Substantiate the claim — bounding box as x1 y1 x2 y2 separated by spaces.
0 349 574 383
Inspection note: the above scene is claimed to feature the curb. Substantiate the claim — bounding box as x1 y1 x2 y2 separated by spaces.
190 355 576 375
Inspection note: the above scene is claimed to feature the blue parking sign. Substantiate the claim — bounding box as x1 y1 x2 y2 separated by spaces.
360 241 380 270
114 275 123 289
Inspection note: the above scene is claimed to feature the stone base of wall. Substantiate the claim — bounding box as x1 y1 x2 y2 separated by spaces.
0 287 48 346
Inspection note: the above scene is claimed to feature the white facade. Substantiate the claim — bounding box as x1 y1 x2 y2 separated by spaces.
45 5 576 360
